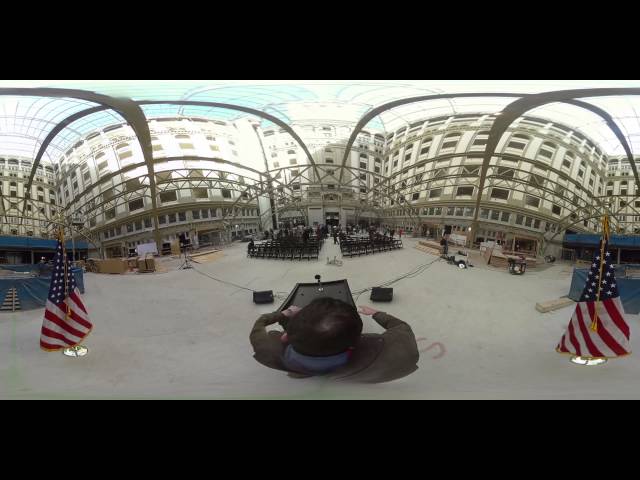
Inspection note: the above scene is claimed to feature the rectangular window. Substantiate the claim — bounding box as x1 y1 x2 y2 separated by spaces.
500 212 510 222
178 212 186 222
525 217 533 227
465 207 475 217
156 171 171 182
221 189 232 199
412 192 419 200
429 189 442 198
491 188 509 200
158 215 166 225
441 141 458 149
447 207 455 216
507 141 526 150
192 210 200 219
168 213 176 223
97 160 109 171
538 149 553 159
160 191 177 203
144 218 152 228
456 186 474 196
128 198 144 211
105 208 116 220
126 223 134 233
480 208 489 219
192 188 208 199
490 210 500 221
455 207 464 216
202 209 209 218
552 204 561 215
525 195 540 208
119 150 133 160
533 219 541 229
516 214 524 225
126 179 140 191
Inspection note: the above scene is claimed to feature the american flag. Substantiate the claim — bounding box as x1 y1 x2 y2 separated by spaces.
39 231 92 351
557 218 631 359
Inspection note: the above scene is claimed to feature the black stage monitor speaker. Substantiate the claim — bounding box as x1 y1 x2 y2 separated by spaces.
444 225 452 235
370 287 393 302
253 290 274 304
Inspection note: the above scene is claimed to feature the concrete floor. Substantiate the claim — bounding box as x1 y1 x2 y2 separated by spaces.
2 237 640 399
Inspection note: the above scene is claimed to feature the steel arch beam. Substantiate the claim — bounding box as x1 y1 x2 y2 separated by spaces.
136 100 319 179
0 87 163 251
338 93 524 183
22 105 107 214
471 88 640 242
28 99 319 211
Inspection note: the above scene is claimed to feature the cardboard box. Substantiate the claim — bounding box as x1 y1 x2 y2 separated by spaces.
137 258 156 272
171 240 181 256
97 258 128 274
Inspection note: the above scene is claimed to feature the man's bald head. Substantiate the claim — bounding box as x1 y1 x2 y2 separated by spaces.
286 298 363 356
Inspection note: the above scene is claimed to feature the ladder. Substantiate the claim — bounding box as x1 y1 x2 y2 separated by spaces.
0 288 21 312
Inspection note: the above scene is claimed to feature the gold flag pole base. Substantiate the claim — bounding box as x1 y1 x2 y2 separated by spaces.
570 356 607 366
62 345 89 357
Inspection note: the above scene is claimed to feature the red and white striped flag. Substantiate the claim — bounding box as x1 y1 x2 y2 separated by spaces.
557 217 631 359
40 230 92 351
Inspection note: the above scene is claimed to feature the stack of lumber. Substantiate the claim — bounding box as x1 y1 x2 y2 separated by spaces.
415 240 443 256
535 297 574 313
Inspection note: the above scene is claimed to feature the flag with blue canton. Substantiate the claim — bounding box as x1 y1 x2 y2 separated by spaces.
40 229 92 351
557 216 631 359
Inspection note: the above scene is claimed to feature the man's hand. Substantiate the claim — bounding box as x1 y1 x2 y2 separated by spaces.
282 305 302 318
358 305 379 316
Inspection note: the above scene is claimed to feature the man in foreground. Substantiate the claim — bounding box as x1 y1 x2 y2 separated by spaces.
249 297 419 383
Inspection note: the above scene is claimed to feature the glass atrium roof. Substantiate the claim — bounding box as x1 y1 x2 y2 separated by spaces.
2 80 640 160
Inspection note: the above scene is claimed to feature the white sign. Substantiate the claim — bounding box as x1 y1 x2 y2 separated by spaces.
136 242 158 257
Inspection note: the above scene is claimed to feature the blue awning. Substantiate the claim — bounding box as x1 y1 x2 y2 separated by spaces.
564 234 640 248
0 236 89 250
